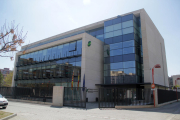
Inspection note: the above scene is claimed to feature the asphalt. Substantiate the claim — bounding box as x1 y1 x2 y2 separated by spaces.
0 101 180 120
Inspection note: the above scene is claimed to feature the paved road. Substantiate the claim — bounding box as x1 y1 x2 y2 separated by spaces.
1 101 180 120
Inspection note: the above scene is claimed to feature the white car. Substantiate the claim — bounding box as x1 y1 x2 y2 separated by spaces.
0 94 8 109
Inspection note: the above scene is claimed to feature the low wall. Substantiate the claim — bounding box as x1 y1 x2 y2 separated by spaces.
115 105 154 109
8 98 53 105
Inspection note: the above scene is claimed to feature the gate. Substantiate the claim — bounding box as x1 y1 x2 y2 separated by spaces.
99 87 154 108
63 87 86 108
99 88 116 108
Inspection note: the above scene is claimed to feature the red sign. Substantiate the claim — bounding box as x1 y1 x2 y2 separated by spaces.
151 83 155 89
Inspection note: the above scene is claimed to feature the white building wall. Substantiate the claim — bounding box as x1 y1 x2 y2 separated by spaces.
140 9 169 87
81 33 103 102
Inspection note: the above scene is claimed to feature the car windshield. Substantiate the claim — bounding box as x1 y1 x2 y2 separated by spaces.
0 94 3 98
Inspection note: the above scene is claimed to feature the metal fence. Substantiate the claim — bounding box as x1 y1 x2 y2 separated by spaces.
99 88 153 108
63 87 86 108
158 89 180 104
0 87 53 103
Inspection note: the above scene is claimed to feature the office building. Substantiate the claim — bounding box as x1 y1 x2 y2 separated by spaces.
12 9 169 102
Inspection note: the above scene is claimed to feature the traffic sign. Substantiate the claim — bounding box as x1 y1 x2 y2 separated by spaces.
151 83 155 89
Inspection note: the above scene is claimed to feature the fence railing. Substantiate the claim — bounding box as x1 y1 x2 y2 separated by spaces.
158 89 180 104
0 87 53 103
99 88 153 108
63 87 86 108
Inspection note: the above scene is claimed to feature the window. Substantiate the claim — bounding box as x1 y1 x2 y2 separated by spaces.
105 25 114 33
104 64 110 70
113 35 123 43
110 62 123 69
110 49 123 56
113 17 121 24
104 20 113 27
105 31 113 39
123 40 134 48
123 27 133 35
123 53 135 61
104 37 113 44
122 14 133 22
123 33 134 41
113 55 123 63
96 34 104 42
122 20 133 29
69 41 76 52
114 30 122 37
123 47 135 54
123 61 135 68
124 68 136 75
113 23 121 31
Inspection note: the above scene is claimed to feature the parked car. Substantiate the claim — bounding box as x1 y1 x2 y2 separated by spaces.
0 94 8 109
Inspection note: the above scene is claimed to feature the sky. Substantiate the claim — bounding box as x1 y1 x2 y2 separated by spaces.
0 0 180 76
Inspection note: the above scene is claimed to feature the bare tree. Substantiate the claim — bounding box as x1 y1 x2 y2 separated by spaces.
0 21 27 60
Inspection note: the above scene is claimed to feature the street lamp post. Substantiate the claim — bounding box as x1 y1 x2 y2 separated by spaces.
152 64 161 108
175 78 180 101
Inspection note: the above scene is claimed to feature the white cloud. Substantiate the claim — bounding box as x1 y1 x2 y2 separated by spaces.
83 0 91 5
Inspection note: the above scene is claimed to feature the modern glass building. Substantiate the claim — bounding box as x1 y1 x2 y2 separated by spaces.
13 9 169 102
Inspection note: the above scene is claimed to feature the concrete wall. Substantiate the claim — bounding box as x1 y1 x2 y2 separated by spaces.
81 33 103 102
140 9 168 87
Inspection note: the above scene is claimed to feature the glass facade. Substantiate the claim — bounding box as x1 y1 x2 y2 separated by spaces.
103 14 143 84
15 40 82 87
15 13 144 87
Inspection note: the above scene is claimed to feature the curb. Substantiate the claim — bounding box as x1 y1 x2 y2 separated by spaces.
0 113 17 120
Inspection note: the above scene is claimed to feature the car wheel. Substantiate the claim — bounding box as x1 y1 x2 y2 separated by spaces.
3 107 6 109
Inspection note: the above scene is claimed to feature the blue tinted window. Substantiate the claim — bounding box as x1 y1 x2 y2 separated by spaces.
110 42 122 50
105 31 113 39
110 62 123 69
96 29 104 35
114 23 121 31
76 61 81 67
113 55 123 63
114 30 122 37
76 56 81 62
122 20 133 29
123 40 134 48
89 31 96 36
104 57 110 64
123 53 135 61
124 68 136 75
62 43 69 58
69 57 76 63
69 42 76 52
76 40 82 55
113 36 123 43
122 14 133 22
123 27 133 35
105 25 113 33
113 17 121 24
123 61 135 68
96 34 104 42
57 45 63 58
123 33 134 41
110 49 123 56
104 38 113 44
51 46 57 59
63 59 69 63
123 47 135 54
104 20 113 27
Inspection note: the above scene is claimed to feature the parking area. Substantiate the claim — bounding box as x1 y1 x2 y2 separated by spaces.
0 101 180 120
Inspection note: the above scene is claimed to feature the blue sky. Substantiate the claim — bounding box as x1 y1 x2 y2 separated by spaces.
0 0 180 76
